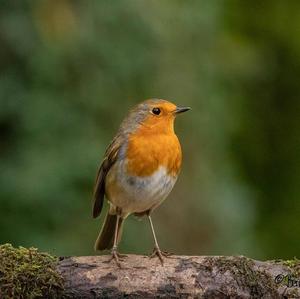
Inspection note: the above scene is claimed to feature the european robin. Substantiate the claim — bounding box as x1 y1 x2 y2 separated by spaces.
92 99 190 266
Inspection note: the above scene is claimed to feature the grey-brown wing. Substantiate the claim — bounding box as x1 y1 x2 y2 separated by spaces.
92 137 121 218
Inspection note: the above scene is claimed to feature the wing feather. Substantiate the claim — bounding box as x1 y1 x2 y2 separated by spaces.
92 136 122 218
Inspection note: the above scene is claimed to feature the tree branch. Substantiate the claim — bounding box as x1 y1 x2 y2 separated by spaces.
58 255 300 298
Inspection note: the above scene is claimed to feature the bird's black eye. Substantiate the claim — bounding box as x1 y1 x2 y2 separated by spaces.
152 107 161 115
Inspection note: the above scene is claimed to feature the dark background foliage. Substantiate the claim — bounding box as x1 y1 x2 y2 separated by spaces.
0 0 299 259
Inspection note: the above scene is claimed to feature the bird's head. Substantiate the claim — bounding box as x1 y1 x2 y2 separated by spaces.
126 99 190 135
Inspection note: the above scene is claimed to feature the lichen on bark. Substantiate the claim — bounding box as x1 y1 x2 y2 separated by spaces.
0 243 64 299
203 256 279 298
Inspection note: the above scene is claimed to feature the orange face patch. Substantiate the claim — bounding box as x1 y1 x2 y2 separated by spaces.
140 101 177 133
123 99 183 177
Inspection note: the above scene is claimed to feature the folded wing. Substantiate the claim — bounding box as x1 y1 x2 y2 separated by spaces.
92 136 122 218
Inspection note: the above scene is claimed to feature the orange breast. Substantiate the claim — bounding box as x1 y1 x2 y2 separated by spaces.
126 129 182 177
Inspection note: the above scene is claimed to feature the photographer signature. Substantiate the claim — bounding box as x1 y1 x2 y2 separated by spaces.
275 274 300 288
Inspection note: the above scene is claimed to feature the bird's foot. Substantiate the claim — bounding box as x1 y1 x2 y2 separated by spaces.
149 246 171 265
108 247 126 268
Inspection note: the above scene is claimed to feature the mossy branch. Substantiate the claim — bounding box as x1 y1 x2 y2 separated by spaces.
0 244 63 298
1 244 300 298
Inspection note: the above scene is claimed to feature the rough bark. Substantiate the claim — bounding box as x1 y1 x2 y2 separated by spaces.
57 254 300 298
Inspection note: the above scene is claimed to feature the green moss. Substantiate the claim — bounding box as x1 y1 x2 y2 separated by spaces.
274 257 300 276
0 244 64 299
282 257 300 267
282 257 300 276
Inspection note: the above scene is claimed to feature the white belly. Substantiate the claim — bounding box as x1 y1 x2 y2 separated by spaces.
105 162 177 215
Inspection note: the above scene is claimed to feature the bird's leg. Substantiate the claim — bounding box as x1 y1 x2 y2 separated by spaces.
147 214 170 265
115 225 127 259
109 214 123 267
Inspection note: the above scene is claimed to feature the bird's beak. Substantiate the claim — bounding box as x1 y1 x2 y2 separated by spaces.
174 106 191 114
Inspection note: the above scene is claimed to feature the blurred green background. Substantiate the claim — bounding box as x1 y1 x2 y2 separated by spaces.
0 1 299 260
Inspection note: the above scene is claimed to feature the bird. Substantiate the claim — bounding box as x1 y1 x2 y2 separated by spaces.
92 99 190 266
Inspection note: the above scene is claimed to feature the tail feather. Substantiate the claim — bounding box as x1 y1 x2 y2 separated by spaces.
94 212 124 251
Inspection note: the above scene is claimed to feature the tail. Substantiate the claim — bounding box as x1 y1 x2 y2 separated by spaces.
94 212 124 251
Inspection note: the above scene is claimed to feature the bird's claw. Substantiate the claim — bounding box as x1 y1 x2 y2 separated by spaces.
149 246 171 265
108 248 126 267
